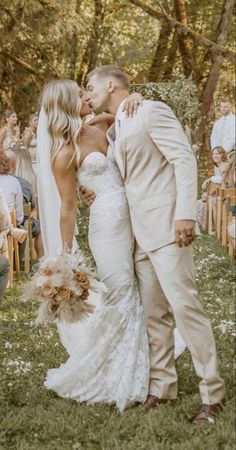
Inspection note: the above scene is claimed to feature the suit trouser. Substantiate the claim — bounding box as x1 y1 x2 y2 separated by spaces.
134 241 225 404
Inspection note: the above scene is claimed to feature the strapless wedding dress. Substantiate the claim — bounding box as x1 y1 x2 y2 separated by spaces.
44 149 150 411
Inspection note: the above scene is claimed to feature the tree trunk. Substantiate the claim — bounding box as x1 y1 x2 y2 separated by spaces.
75 0 83 14
148 21 173 82
128 0 235 64
174 0 194 77
196 0 235 168
0 5 25 84
162 29 179 79
77 0 104 84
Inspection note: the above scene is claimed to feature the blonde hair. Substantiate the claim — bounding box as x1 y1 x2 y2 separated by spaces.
87 65 129 90
42 80 82 166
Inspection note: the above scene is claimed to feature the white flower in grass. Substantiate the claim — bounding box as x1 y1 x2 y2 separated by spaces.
3 357 32 374
216 320 235 335
4 342 13 349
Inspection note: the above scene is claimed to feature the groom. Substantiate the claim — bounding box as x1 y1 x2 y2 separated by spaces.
84 65 225 425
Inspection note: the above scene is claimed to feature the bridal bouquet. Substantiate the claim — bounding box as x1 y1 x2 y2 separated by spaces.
22 251 107 324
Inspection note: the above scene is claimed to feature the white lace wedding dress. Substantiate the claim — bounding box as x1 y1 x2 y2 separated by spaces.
44 149 150 411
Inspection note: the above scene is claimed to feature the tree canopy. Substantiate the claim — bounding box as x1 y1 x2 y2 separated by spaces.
0 0 234 159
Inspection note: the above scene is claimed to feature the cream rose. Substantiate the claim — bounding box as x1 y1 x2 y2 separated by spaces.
73 271 90 290
57 286 73 301
40 266 57 277
41 283 57 298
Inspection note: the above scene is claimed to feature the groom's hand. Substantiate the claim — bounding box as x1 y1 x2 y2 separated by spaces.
79 186 96 206
175 220 196 247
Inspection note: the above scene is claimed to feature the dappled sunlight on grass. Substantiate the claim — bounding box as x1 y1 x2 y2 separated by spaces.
0 209 235 449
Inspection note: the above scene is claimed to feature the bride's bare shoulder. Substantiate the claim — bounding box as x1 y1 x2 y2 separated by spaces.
53 145 76 173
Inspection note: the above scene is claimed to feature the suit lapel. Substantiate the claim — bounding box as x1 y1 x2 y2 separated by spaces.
106 123 126 179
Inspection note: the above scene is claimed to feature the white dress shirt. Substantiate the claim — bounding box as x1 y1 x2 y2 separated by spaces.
115 99 126 142
114 99 127 176
210 113 236 153
0 175 24 224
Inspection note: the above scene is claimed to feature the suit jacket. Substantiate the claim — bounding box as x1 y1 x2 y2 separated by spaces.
107 100 198 251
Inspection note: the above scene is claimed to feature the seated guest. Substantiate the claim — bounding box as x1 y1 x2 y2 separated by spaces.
0 189 26 298
0 255 9 299
6 149 43 259
0 188 27 243
0 150 23 225
222 149 236 188
202 147 229 190
199 148 229 229
222 149 236 251
0 188 10 298
196 191 208 231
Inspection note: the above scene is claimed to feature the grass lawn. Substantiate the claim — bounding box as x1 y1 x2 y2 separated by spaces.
0 207 235 450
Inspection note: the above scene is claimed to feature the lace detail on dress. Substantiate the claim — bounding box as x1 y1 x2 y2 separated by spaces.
45 260 149 411
44 147 150 411
77 151 128 220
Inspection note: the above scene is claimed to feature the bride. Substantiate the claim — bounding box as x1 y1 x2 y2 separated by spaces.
37 79 185 412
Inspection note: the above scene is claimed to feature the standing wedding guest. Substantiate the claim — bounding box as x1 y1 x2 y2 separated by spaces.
201 147 229 227
0 110 21 151
22 113 38 174
15 145 37 196
210 100 236 154
0 150 24 225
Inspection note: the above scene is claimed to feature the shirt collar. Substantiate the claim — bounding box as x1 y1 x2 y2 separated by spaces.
116 99 127 121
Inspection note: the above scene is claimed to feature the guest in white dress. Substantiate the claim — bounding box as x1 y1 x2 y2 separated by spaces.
22 113 38 174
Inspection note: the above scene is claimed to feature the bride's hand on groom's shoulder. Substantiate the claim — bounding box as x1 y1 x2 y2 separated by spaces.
122 93 143 118
79 186 96 206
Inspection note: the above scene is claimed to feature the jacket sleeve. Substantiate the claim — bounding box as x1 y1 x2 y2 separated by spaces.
146 101 197 221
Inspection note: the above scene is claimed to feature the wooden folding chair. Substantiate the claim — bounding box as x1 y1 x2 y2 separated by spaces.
10 210 20 279
221 188 236 248
216 186 224 241
7 232 14 287
226 194 236 260
35 194 39 219
207 182 218 236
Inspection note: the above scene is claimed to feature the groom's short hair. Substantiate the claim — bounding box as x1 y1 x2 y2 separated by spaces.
87 65 129 89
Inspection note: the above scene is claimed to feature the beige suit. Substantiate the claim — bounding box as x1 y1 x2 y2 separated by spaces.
107 100 225 404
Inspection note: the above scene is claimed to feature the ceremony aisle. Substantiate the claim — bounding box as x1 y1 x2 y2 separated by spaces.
0 207 235 450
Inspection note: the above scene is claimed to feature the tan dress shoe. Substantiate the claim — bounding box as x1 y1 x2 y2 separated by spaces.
143 395 176 411
192 402 225 426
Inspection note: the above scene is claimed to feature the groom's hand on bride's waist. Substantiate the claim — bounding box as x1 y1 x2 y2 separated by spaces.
175 220 196 247
79 186 96 206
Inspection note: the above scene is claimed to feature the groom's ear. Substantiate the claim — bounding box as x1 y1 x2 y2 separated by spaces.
107 80 115 93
